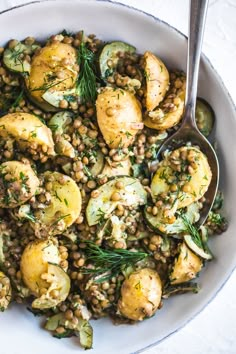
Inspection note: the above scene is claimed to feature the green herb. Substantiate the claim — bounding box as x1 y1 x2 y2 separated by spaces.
77 37 97 103
54 190 62 202
24 212 36 223
96 208 106 225
52 214 70 226
64 198 69 206
208 211 226 226
181 215 203 248
81 241 148 282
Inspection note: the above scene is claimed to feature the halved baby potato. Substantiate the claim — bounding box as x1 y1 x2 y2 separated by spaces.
25 42 79 111
0 112 55 156
20 238 61 296
151 147 212 209
170 242 202 284
144 51 169 111
20 239 70 309
36 171 82 233
86 176 147 226
96 87 143 149
0 271 12 311
32 264 71 309
0 161 39 208
144 70 186 130
118 268 162 321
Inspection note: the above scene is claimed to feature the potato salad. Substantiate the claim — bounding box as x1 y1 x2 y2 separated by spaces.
0 31 227 349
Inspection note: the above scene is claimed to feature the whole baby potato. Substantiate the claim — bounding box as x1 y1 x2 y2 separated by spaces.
96 87 143 149
20 239 61 296
118 268 162 321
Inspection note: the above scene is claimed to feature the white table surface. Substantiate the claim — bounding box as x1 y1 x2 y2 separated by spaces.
0 1 236 353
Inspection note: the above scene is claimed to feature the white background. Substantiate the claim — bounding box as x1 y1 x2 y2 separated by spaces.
0 1 236 353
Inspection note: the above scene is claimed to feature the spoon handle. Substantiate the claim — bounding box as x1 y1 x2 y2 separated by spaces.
183 0 209 128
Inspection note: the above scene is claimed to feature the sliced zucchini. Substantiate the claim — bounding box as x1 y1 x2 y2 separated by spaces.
32 264 71 309
48 111 75 158
3 41 39 73
170 242 203 284
90 150 105 177
144 51 169 111
196 98 215 137
184 235 213 260
144 202 200 235
0 234 4 264
0 161 39 208
45 314 93 349
151 147 212 209
99 41 136 79
86 176 147 226
162 282 200 298
0 271 12 311
144 70 185 130
42 88 80 109
35 172 82 233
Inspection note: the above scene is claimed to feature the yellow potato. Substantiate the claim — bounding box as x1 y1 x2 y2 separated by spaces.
0 113 55 156
96 87 143 149
20 238 61 296
144 70 185 130
36 172 82 232
151 147 212 208
26 42 78 107
0 161 39 208
170 242 202 284
0 271 12 310
118 268 162 321
144 51 169 111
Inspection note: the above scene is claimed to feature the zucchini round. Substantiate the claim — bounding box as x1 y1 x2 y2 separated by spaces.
99 41 136 80
196 98 215 137
86 176 147 226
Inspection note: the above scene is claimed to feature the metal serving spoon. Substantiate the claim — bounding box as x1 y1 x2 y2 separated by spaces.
156 0 219 226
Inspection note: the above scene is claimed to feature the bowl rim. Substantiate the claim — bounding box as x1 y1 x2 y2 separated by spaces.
0 1 236 353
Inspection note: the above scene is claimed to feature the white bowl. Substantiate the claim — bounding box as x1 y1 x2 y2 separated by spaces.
0 1 236 353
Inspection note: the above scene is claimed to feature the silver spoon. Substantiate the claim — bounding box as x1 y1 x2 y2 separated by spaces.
156 0 219 226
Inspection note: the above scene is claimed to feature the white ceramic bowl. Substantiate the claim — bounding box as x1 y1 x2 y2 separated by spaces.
0 1 236 353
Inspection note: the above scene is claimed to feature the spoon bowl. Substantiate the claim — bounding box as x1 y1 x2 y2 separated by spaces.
156 0 219 226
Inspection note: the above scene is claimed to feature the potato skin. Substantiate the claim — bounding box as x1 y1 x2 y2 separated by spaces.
144 51 169 111
26 42 78 105
0 161 39 208
0 112 55 155
96 87 143 149
20 239 61 296
118 268 162 321
170 243 202 284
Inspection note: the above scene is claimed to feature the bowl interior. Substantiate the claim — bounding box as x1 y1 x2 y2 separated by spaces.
0 1 236 354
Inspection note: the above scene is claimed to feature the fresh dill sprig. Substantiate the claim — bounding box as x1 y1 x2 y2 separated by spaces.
81 241 148 282
181 215 203 248
77 39 97 103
